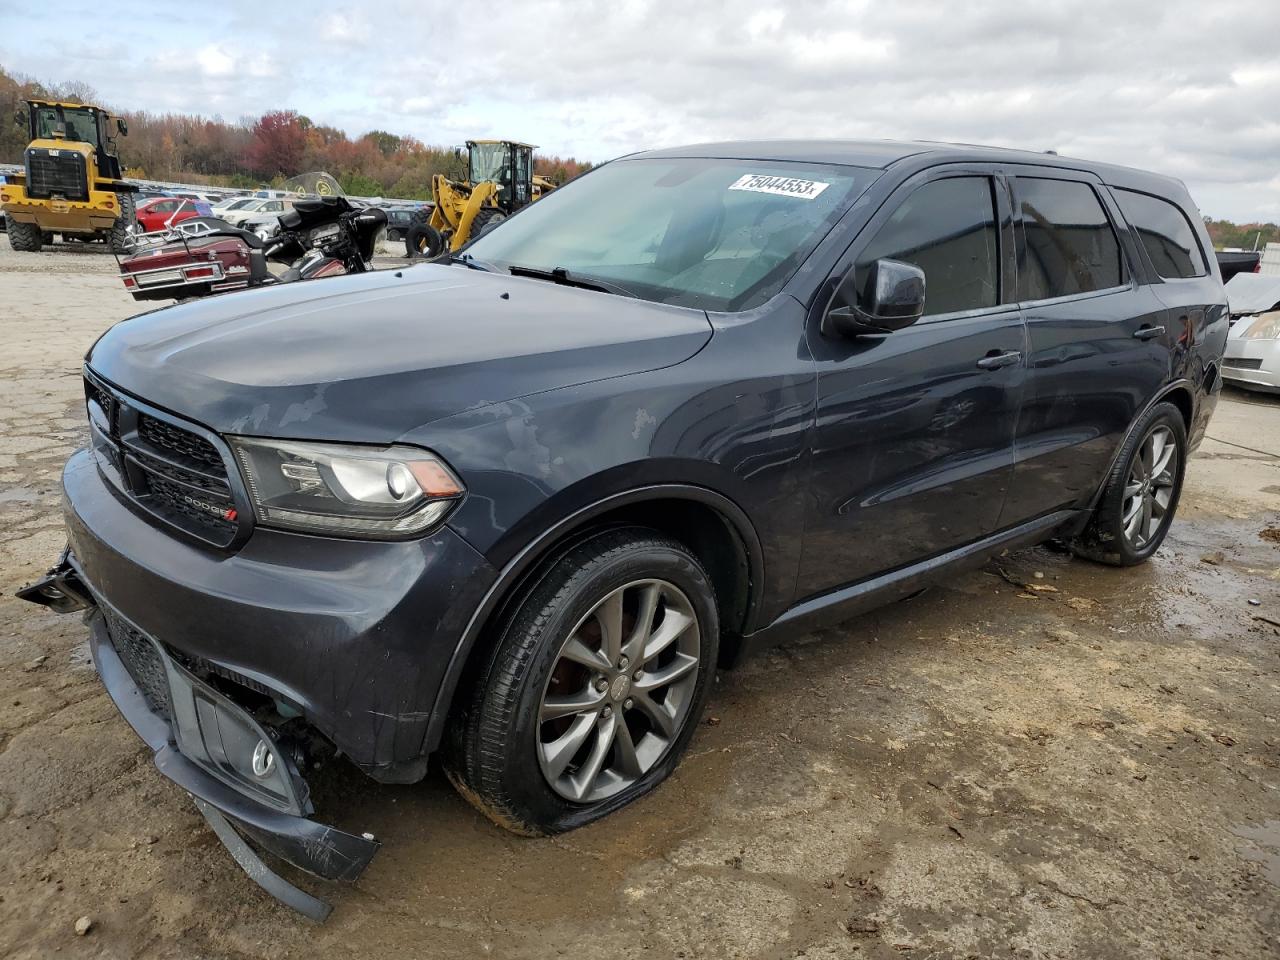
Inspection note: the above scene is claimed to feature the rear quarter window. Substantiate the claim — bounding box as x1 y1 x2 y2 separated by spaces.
1114 189 1207 280
1016 178 1126 301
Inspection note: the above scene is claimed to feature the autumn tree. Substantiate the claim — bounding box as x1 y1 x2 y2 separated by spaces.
245 110 307 178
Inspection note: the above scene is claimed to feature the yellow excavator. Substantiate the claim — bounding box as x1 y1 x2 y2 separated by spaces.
2 99 136 253
404 139 556 258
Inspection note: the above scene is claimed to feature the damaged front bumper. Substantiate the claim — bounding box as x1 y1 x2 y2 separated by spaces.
19 555 378 921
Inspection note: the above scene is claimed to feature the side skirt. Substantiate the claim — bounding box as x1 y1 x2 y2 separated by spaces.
735 509 1081 659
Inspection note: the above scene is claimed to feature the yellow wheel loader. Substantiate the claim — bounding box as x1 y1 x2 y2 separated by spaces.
404 140 556 258
1 99 136 253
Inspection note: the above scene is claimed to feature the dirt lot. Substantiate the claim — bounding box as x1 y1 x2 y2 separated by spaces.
1 242 1277 960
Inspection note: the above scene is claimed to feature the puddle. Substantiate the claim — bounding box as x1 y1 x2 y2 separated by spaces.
1233 820 1280 887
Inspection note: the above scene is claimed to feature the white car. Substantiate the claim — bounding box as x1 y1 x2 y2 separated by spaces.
211 196 255 216
1223 273 1280 394
221 197 291 227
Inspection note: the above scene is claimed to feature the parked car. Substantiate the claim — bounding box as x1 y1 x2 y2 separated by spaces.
1222 273 1280 393
383 205 428 242
239 212 282 241
133 197 213 233
20 140 1227 918
221 197 291 227
211 196 254 216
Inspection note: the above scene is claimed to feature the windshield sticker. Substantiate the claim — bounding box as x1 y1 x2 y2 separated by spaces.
728 174 831 200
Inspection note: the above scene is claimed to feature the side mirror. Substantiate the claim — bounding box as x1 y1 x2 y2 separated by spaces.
822 258 926 339
116 118 128 136
15 108 27 128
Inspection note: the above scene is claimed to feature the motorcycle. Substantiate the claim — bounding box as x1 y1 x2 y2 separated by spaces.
118 192 386 302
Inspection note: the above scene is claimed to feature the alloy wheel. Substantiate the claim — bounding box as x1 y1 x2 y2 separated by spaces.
1122 424 1178 550
536 579 701 803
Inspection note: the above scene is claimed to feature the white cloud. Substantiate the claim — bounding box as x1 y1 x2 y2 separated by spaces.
5 0 1279 219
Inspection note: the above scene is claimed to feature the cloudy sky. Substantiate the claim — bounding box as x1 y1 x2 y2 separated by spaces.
4 0 1278 221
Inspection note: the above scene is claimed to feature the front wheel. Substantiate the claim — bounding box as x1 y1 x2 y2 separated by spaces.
1070 401 1187 566
5 217 42 252
446 529 719 835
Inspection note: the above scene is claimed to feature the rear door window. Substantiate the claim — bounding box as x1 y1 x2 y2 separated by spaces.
1016 178 1126 300
855 176 999 317
1114 189 1207 279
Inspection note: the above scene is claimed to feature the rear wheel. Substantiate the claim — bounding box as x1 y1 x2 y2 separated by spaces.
445 529 719 835
404 210 444 258
108 193 136 253
1070 401 1186 566
5 217 42 252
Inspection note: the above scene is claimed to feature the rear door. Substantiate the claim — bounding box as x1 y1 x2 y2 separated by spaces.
998 170 1169 524
799 167 1026 596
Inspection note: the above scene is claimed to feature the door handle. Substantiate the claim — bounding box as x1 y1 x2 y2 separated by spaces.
976 350 1022 370
1133 325 1165 341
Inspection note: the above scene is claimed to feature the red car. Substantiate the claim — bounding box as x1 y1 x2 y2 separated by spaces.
134 197 213 234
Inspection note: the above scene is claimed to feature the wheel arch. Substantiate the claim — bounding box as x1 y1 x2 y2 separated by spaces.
1083 378 1195 515
422 484 764 754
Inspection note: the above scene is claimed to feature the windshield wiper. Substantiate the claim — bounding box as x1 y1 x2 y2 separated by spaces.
508 265 636 299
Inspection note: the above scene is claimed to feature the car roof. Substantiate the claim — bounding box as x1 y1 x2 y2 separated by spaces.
628 139 1188 196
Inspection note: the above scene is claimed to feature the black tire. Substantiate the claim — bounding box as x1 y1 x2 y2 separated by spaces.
108 193 136 253
1069 401 1187 566
404 210 444 258
5 217 42 252
470 207 506 239
445 528 719 835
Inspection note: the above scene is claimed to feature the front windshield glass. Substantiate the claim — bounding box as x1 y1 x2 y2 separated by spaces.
465 157 879 311
224 198 254 211
469 143 510 183
33 105 100 147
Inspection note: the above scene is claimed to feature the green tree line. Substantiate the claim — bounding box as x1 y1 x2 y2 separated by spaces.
1204 218 1279 252
0 67 592 200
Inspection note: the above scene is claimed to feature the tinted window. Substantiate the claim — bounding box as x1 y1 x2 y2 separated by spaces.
855 176 998 317
1017 178 1125 300
1114 189 1206 279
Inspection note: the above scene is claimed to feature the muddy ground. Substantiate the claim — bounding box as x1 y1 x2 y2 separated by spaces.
0 241 1277 960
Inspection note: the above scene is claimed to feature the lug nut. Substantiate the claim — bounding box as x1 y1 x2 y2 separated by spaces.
595 677 608 692
624 698 634 709
602 706 612 717
618 655 629 669
633 670 643 680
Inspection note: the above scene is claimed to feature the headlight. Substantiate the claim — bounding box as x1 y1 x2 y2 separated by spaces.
230 438 463 538
1241 311 1280 340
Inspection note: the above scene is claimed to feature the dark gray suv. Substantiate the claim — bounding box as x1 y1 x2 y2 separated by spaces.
21 140 1227 916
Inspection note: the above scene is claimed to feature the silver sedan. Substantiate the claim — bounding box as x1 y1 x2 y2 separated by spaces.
1224 274 1280 394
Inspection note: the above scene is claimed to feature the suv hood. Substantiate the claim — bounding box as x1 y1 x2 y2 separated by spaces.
87 264 712 440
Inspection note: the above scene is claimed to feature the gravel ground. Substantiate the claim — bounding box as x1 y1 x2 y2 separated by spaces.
1 242 1278 959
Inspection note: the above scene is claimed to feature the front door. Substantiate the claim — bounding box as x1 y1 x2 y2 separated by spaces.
799 169 1026 599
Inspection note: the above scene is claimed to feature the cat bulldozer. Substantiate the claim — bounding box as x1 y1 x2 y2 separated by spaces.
404 139 556 258
2 99 136 253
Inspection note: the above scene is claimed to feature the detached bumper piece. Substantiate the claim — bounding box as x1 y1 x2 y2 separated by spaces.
17 555 379 920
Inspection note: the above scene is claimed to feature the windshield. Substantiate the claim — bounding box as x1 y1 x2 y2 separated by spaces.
223 198 254 211
465 157 878 311
469 143 510 184
33 105 101 147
